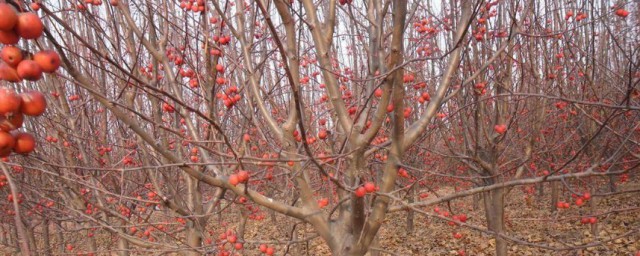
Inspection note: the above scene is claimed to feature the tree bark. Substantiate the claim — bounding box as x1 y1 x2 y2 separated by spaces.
483 187 508 256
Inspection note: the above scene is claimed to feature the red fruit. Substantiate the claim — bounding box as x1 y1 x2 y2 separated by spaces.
318 129 328 139
421 92 431 101
0 112 23 131
615 9 629 18
0 4 18 31
215 64 224 73
374 88 383 98
354 187 366 197
318 118 327 125
317 198 329 208
17 60 43 81
494 124 507 134
33 50 62 73
565 10 574 20
0 62 21 82
20 91 47 116
234 243 243 250
0 87 21 114
229 174 239 185
259 244 268 253
386 104 394 112
575 198 584 206
453 232 463 239
0 132 15 157
583 192 591 200
364 182 376 193
110 0 119 6
31 3 41 10
162 103 175 113
265 247 274 255
243 133 250 142
66 244 73 251
580 217 589 224
0 30 19 45
237 170 249 183
15 13 44 39
589 217 597 224
1 46 23 67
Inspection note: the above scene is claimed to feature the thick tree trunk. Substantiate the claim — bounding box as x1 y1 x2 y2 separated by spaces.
117 235 130 256
368 235 381 256
330 221 366 256
334 241 366 256
483 187 508 256
185 222 203 256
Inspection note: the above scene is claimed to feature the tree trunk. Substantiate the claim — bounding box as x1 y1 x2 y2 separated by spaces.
330 222 366 256
483 187 508 256
25 224 37 255
42 220 52 256
406 188 415 234
608 175 617 192
117 235 130 256
55 222 65 254
550 181 559 212
117 219 130 256
185 221 203 256
0 225 5 245
10 225 18 251
368 235 381 256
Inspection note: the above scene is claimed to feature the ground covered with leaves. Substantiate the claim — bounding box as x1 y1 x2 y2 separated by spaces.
238 182 640 256
2 182 638 255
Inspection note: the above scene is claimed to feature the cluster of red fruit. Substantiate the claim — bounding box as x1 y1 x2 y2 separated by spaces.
556 193 591 209
179 0 205 13
354 182 377 197
77 0 118 9
216 85 242 109
0 4 59 157
258 244 275 255
0 87 46 156
580 216 597 225
228 170 249 186
413 18 437 34
213 34 231 45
